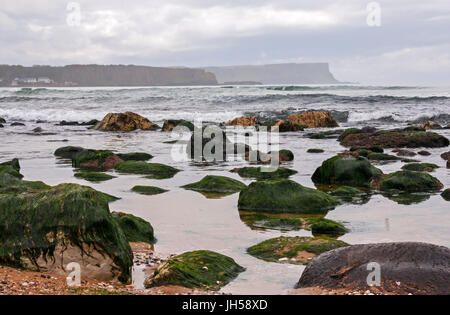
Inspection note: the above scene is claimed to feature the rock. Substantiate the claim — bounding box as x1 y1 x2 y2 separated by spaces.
226 116 259 127
367 153 401 161
307 149 325 154
238 179 338 214
54 146 86 159
131 186 168 196
269 149 294 162
312 155 383 188
340 128 449 148
232 166 297 180
306 130 344 139
0 124 3 128
187 126 236 161
418 150 431 156
182 175 246 194
0 159 23 179
144 251 245 290
270 120 305 132
0 117 6 124
32 127 43 133
80 119 99 126
378 171 443 192
330 186 366 197
116 152 153 161
442 189 450 201
393 149 417 157
93 112 159 132
72 150 123 171
448 160 450 169
74 172 117 182
0 179 133 283
112 212 155 244
338 127 377 142
11 122 25 126
401 163 439 172
162 120 195 132
308 218 349 236
421 121 442 130
114 161 180 179
288 111 339 128
58 120 79 126
247 237 349 265
441 151 450 160
296 242 450 295
244 150 271 164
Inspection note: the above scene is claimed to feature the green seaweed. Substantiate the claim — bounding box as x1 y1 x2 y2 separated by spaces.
74 172 116 182
112 212 155 244
131 186 168 196
233 167 297 180
115 161 180 179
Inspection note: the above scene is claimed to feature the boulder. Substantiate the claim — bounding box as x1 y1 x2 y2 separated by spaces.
182 175 246 194
93 112 159 132
288 111 339 128
442 189 450 201
232 166 297 180
238 179 338 214
226 116 259 127
441 151 450 161
74 172 116 182
378 171 443 192
162 120 195 132
296 242 450 295
401 163 439 172
312 155 383 188
112 212 155 244
340 128 449 148
247 237 349 265
0 179 132 283
114 161 180 179
144 250 245 290
421 121 442 130
131 186 168 196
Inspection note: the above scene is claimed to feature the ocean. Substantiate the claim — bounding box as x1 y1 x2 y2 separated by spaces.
0 85 449 294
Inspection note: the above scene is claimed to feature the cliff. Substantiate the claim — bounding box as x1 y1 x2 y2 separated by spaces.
0 65 218 87
204 63 339 84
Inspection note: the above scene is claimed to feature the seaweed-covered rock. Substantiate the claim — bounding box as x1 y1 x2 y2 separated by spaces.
94 112 159 132
0 182 133 283
330 186 366 197
232 167 297 180
270 120 305 132
115 161 180 179
288 111 339 128
340 128 449 148
247 236 349 265
381 191 431 205
131 186 168 196
378 171 443 192
308 218 348 236
307 149 324 154
238 179 338 214
112 212 155 244
401 163 439 172
0 159 23 179
367 153 401 161
144 251 245 290
393 149 417 157
187 126 235 161
117 152 153 161
74 172 116 182
71 149 123 171
312 155 383 188
442 189 450 201
306 130 344 139
162 120 195 132
183 175 246 194
54 146 86 160
296 242 450 295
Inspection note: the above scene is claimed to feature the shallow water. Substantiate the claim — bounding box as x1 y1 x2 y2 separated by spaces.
0 85 449 294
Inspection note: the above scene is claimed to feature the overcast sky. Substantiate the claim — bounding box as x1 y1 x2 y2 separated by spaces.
1 0 450 85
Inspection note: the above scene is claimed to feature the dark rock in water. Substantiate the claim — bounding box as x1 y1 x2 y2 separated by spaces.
0 117 6 124
296 242 450 295
340 127 449 148
232 166 297 180
94 112 159 132
367 152 400 161
393 149 416 157
441 151 450 161
448 160 450 169
269 149 294 162
117 152 153 161
442 189 450 201
112 212 155 244
338 127 376 142
58 120 79 126
183 175 246 194
247 236 349 265
11 122 25 126
307 149 325 154
378 171 443 192
131 185 168 196
312 155 383 188
0 124 3 128
80 119 99 126
0 171 132 283
74 172 116 182
114 161 180 179
73 150 123 171
36 120 46 124
54 146 86 160
144 250 245 290
32 127 43 133
162 120 195 132
238 179 338 214
401 163 439 172
418 150 431 156
270 120 305 132
306 129 343 139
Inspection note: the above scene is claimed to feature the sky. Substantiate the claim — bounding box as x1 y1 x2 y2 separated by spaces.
1 0 450 85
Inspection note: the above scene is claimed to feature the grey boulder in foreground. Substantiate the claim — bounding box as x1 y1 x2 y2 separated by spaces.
296 242 450 295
